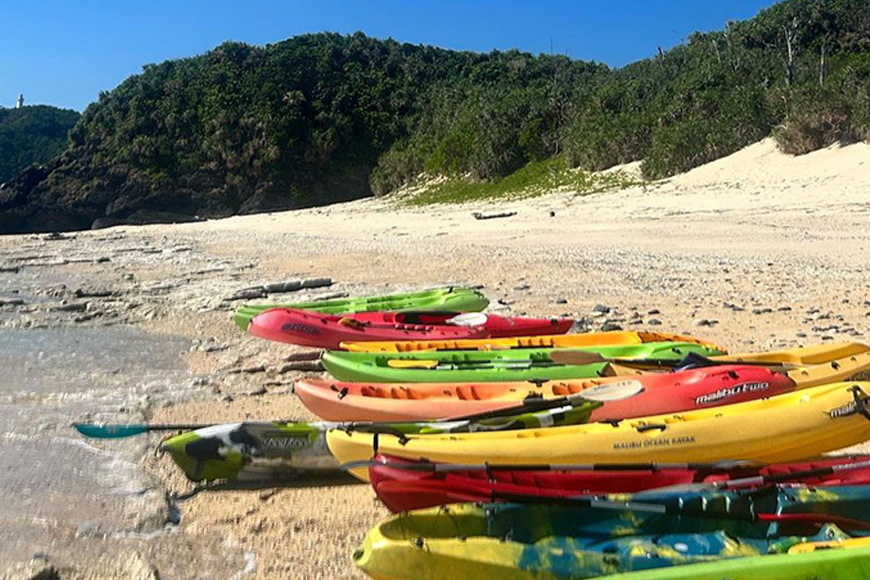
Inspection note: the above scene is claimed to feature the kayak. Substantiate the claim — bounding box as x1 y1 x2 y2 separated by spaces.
325 381 870 481
604 546 870 580
340 331 723 353
248 308 572 349
321 341 867 385
353 486 870 580
296 348 870 421
368 454 870 512
297 365 794 421
159 398 600 482
321 342 725 383
233 286 489 330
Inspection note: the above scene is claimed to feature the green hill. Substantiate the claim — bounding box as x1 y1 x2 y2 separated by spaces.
2 0 869 233
0 105 80 183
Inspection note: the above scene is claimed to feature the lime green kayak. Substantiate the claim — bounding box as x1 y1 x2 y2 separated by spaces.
233 286 489 330
321 342 725 383
603 544 870 580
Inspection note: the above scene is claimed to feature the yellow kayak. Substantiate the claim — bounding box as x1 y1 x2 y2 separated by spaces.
327 381 870 481
341 331 724 352
789 537 870 553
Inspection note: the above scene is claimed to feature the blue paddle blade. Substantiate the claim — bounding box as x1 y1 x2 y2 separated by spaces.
73 423 148 439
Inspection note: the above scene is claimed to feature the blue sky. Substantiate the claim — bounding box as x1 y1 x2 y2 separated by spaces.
2 0 778 112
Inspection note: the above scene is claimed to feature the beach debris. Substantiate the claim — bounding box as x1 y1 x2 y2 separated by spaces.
226 277 333 301
472 210 516 220
278 361 324 373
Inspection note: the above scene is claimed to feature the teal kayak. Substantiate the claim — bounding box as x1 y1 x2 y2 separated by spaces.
354 485 870 580
233 286 489 330
321 342 725 383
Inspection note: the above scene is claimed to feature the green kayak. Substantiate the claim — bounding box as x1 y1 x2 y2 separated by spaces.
159 400 600 481
603 544 870 580
321 342 725 383
233 286 489 330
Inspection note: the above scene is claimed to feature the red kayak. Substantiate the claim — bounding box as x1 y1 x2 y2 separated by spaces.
294 365 797 422
368 454 870 513
248 308 573 349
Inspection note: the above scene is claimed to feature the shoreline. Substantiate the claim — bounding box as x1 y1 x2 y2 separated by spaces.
2 137 870 579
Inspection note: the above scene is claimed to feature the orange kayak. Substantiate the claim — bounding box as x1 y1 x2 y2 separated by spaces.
295 348 870 421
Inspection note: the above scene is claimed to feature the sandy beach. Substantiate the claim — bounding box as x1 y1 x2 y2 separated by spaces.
3 137 870 579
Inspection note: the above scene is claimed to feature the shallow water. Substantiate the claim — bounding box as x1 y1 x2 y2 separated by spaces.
0 326 214 570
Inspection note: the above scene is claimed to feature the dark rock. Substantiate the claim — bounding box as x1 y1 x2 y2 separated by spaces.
648 318 663 326
227 287 267 301
0 265 21 273
50 301 88 312
777 306 792 312
301 277 332 289
554 298 568 304
91 217 126 230
647 309 660 315
0 298 25 306
472 210 516 220
693 318 718 327
74 288 114 298
601 322 622 331
592 304 611 314
277 361 324 373
513 283 530 291
313 291 349 301
264 281 302 293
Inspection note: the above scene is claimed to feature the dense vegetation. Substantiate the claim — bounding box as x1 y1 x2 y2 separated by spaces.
0 105 79 183
3 0 870 232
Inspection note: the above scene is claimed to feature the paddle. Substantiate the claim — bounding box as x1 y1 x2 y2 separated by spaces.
73 423 211 439
549 349 801 370
73 380 642 440
650 457 870 494
490 490 870 531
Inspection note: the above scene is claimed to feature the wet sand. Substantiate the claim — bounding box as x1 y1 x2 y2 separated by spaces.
2 138 870 579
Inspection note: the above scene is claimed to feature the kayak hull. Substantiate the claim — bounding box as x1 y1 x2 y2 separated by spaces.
368 454 870 512
321 342 725 383
326 382 870 481
233 286 489 330
341 331 723 353
354 488 870 580
295 365 797 422
248 308 571 349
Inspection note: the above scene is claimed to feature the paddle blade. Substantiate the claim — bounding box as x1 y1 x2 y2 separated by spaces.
576 380 644 402
73 423 148 439
386 359 439 369
548 349 605 365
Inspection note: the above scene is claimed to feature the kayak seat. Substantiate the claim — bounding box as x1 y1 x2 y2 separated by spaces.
390 387 410 400
551 383 585 396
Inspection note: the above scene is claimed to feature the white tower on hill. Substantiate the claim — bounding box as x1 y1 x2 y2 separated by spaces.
16 94 24 109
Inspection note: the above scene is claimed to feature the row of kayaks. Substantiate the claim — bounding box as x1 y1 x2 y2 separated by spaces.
77 286 870 579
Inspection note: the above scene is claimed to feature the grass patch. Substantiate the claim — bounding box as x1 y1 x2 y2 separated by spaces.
396 157 641 206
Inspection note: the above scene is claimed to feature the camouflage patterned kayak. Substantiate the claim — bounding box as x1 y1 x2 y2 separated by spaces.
353 485 870 580
160 398 601 481
233 286 489 330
